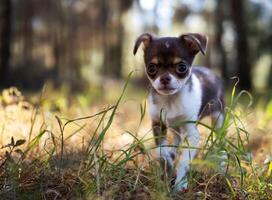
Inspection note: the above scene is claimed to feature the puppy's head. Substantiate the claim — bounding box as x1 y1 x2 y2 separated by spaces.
133 33 208 95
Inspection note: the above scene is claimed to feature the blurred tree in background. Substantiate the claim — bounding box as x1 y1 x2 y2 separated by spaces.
0 0 11 86
0 0 271 92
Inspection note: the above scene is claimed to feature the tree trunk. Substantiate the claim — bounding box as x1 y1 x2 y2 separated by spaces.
269 63 272 90
214 0 227 80
230 0 252 90
0 0 12 86
22 0 34 64
102 0 123 79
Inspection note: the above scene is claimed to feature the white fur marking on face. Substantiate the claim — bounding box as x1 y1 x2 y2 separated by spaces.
165 41 170 48
148 74 189 96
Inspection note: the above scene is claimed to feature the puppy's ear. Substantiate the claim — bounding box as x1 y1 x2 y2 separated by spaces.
179 33 208 55
133 33 153 55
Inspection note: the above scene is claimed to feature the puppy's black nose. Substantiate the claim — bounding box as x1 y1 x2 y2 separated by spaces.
160 75 171 85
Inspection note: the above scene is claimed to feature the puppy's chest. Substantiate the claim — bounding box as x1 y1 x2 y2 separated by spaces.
148 89 201 125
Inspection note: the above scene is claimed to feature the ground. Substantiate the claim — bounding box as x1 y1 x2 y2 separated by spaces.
0 81 272 200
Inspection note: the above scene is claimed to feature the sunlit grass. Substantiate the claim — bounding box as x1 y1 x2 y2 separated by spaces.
0 74 272 199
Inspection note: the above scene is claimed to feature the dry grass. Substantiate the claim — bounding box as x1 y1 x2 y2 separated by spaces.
0 78 272 200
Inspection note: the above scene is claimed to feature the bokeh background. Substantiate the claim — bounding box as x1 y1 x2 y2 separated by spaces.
0 2 272 198
0 0 272 93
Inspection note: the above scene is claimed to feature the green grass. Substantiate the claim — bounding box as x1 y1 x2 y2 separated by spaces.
0 73 272 200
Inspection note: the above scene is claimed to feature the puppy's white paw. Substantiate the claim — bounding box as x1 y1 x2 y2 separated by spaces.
157 147 175 169
219 150 228 172
173 178 188 192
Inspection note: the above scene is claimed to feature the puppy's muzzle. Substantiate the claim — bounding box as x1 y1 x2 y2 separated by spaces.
160 74 171 86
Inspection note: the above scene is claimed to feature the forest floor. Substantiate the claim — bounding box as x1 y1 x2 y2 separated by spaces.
0 76 272 200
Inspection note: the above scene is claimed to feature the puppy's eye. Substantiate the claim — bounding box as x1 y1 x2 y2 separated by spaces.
176 63 188 74
147 64 158 75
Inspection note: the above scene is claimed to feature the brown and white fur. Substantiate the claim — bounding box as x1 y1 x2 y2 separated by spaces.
133 33 225 190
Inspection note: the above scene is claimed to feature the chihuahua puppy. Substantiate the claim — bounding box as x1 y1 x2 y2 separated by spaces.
133 33 224 190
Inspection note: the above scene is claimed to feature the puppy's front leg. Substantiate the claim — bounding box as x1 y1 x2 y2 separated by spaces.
174 124 200 190
211 111 224 129
152 121 174 173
